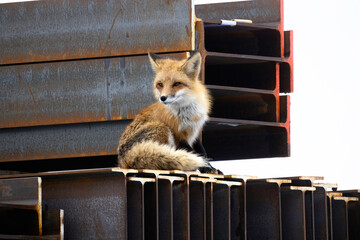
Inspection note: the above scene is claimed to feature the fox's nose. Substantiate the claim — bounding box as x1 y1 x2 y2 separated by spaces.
160 96 167 102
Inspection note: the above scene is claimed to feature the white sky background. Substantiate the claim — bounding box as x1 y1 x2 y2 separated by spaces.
1 0 359 189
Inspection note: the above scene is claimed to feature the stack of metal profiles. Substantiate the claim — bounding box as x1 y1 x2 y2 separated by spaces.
0 0 359 239
195 1 293 160
0 0 291 167
0 169 359 239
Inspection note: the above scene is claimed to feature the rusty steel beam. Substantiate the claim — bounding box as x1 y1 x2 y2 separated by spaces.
0 234 60 240
281 186 316 240
42 210 64 240
0 120 129 162
341 190 360 240
313 186 330 240
126 170 191 240
246 179 290 239
0 97 291 163
0 53 187 129
1 170 359 239
189 177 209 239
127 176 157 240
203 92 290 161
41 169 128 240
157 175 188 240
213 180 243 240
333 191 360 240
281 31 294 93
193 16 292 161
0 177 41 210
327 192 359 240
0 0 293 165
196 20 293 93
348 199 360 240
195 0 282 25
221 175 247 240
0 0 193 65
125 170 246 240
275 176 330 240
0 86 291 163
0 177 42 236
200 21 281 57
208 86 278 122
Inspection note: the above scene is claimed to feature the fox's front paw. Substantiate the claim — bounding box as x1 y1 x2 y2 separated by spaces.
198 166 223 175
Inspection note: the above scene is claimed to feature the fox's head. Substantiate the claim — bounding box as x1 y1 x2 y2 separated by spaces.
148 52 210 111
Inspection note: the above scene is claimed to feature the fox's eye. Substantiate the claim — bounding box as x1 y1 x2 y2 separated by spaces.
157 82 163 88
173 82 181 87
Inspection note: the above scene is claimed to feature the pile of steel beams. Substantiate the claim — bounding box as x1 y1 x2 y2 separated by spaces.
0 0 291 170
1 169 359 239
1 0 359 239
195 1 293 160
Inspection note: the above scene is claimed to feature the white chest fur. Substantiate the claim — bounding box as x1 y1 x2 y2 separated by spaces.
167 101 208 146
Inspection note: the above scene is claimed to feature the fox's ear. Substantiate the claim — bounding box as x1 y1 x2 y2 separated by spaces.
181 52 202 79
148 52 160 71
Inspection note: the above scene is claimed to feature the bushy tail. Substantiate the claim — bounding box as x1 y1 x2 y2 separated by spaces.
118 140 208 171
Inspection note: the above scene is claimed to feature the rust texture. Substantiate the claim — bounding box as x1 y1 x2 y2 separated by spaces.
0 0 193 65
0 53 186 129
0 120 130 162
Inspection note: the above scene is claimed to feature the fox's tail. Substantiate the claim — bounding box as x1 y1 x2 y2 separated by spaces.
118 140 208 171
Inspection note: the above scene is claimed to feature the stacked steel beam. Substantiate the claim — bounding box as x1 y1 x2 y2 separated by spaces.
0 0 291 169
1 0 359 239
0 0 193 168
196 1 293 160
1 169 359 239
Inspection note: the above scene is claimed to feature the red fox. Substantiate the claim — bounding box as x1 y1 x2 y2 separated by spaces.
117 52 221 174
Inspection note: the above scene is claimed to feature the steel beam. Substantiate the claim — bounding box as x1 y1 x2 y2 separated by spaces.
341 190 360 240
189 177 208 240
0 177 42 235
0 120 130 162
313 186 330 240
195 0 282 24
246 179 290 240
0 53 187 129
0 0 193 65
41 169 128 240
281 186 316 240
1 171 359 240
127 176 157 240
42 210 64 240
